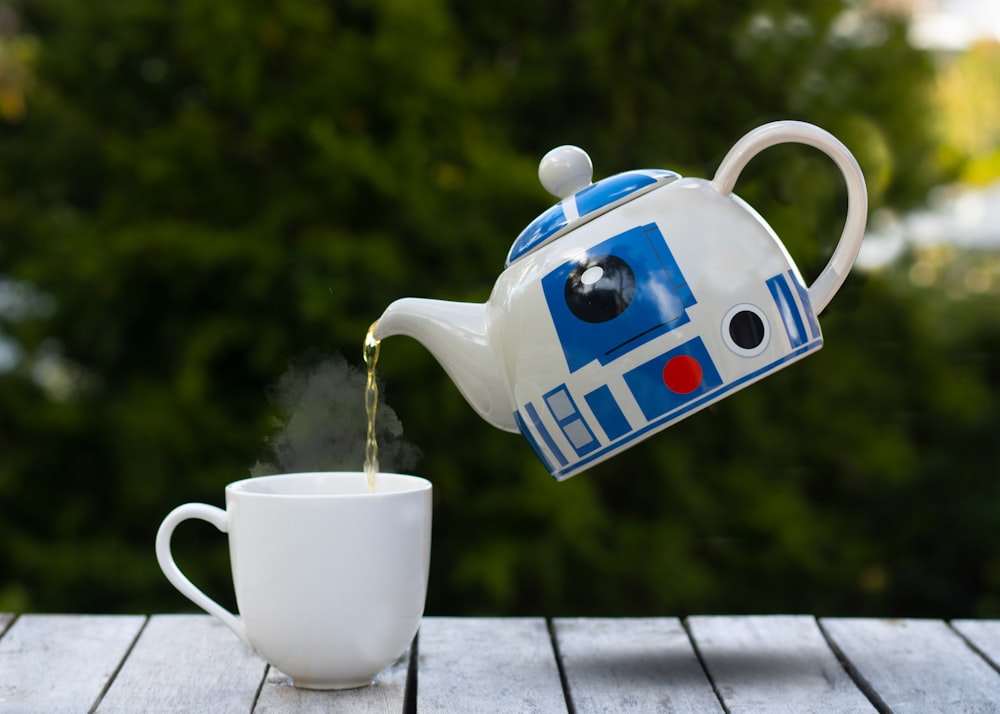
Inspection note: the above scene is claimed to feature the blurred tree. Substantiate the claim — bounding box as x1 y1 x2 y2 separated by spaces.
932 40 1000 184
0 0 987 618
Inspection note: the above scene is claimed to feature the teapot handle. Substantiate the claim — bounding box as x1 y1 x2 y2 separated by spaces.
710 120 868 315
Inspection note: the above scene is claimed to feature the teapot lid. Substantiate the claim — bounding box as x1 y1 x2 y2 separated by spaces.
506 145 680 267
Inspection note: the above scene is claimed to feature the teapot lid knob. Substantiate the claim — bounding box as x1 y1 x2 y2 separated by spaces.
539 145 593 199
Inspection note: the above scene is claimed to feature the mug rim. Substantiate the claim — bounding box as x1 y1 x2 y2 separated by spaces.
225 471 431 499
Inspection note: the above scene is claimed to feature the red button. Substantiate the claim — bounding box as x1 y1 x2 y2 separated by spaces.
662 355 702 394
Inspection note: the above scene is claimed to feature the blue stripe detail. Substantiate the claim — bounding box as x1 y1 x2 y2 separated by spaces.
584 385 631 441
513 410 554 473
767 273 808 349
789 270 820 339
524 401 568 467
549 340 822 480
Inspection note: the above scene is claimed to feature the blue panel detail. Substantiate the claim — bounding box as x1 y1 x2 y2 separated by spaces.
767 273 808 349
544 386 599 457
552 340 822 479
584 385 631 441
788 270 820 339
623 337 724 422
541 223 697 373
545 388 576 421
575 172 658 217
507 203 568 266
521 402 568 468
647 223 695 308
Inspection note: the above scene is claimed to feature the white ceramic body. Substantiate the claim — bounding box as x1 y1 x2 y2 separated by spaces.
156 472 432 689
373 121 867 480
493 178 821 479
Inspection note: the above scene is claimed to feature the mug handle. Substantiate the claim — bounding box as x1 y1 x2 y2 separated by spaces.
710 120 868 315
155 503 250 647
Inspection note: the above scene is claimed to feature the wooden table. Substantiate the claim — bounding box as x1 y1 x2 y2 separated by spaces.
3 614 1000 712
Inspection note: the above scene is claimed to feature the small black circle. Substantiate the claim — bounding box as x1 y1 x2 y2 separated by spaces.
728 310 766 350
564 255 636 323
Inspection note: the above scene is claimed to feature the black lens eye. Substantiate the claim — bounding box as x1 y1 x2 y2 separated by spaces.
729 309 766 349
564 255 636 323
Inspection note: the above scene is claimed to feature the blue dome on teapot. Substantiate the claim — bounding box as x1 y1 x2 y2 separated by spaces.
506 146 679 267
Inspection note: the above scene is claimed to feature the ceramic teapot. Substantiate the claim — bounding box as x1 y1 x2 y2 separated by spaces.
373 121 867 479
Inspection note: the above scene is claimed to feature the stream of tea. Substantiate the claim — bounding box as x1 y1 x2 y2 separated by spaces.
363 322 380 493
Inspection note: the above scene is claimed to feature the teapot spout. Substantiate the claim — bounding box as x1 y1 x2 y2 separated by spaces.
373 298 517 433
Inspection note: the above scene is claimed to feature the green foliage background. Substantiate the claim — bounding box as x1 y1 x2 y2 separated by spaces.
1 0 998 617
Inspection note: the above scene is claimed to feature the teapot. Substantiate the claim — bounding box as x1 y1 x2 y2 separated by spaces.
373 121 867 480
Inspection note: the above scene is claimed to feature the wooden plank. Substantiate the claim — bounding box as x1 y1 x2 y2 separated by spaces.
0 614 146 714
951 619 1000 670
254 644 411 713
821 617 1000 712
553 617 722 713
95 614 266 713
688 615 875 713
416 617 567 713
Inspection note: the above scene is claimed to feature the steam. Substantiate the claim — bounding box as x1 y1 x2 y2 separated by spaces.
251 352 420 476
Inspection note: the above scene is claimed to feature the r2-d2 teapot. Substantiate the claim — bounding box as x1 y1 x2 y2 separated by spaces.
374 121 868 479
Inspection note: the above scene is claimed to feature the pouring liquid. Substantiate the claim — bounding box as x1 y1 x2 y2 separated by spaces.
363 322 381 493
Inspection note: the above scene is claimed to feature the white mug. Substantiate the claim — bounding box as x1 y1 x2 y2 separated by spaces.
155 471 432 689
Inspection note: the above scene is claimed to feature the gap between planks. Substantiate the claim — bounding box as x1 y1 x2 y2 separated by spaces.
89 615 151 713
